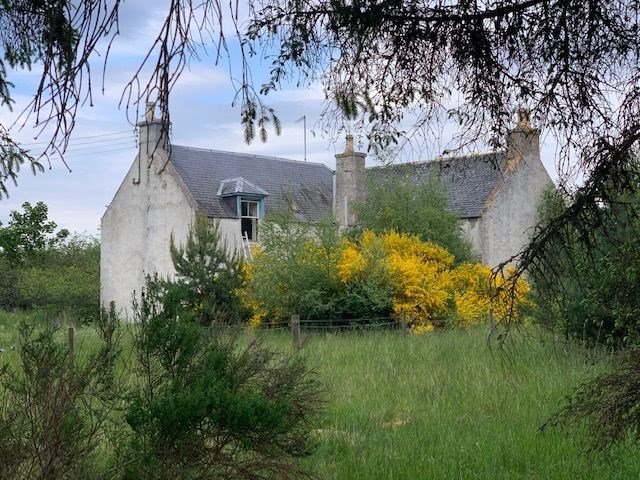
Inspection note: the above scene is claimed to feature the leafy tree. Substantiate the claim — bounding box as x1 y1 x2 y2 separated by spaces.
17 235 100 319
168 214 246 324
0 201 69 265
531 181 640 347
0 203 98 318
353 173 476 263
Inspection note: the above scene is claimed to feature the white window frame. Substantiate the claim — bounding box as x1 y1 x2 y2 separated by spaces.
240 200 259 241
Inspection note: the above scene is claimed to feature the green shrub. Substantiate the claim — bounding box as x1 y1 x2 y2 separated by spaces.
18 236 100 320
531 185 640 347
246 212 393 321
0 306 120 479
353 173 476 263
0 202 99 321
120 277 323 480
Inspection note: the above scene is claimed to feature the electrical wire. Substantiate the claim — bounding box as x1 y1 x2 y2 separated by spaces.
62 146 138 158
19 130 135 147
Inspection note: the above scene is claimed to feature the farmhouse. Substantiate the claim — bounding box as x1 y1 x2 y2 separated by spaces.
100 104 551 314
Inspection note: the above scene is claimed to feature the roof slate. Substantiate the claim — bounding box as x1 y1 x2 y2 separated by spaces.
368 152 507 218
169 145 334 222
169 145 506 222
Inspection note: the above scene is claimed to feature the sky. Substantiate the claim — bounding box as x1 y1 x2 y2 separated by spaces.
0 1 558 235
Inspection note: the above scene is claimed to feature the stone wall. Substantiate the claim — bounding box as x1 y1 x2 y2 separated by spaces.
334 135 366 228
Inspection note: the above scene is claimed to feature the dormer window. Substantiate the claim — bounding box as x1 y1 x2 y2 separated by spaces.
217 177 269 243
241 200 259 241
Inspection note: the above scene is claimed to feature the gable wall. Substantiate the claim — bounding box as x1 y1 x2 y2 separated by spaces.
479 146 552 266
100 151 196 318
460 217 483 258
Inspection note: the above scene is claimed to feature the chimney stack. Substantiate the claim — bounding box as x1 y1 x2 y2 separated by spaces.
137 100 168 165
506 108 540 172
334 134 366 228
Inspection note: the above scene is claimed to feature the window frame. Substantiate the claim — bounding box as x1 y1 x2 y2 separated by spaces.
240 199 260 241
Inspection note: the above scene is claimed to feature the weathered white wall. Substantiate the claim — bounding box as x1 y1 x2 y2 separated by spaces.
217 218 243 256
100 118 248 319
478 128 552 266
460 217 482 259
100 135 197 319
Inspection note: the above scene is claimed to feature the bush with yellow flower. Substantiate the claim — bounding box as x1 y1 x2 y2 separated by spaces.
242 217 532 331
338 231 531 331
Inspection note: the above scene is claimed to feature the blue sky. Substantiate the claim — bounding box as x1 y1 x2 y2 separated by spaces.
0 1 558 235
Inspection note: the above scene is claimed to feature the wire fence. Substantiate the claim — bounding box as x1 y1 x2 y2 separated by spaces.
251 316 401 333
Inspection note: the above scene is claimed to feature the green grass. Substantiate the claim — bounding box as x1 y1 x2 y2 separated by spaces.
2 310 639 479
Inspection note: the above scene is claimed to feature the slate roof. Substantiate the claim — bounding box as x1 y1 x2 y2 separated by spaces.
368 152 507 218
169 145 334 222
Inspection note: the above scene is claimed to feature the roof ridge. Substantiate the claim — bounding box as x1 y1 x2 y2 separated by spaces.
367 150 505 169
170 144 332 171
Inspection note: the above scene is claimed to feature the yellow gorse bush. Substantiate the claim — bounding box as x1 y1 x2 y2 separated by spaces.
243 228 531 331
338 231 531 332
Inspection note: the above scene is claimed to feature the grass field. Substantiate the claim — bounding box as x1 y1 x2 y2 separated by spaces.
1 311 638 479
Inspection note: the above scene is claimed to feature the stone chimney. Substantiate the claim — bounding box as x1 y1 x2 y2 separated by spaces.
505 108 540 171
136 101 168 171
334 134 366 228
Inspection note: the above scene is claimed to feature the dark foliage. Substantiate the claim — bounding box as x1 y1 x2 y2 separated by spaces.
544 347 640 453
531 177 640 347
168 213 247 324
119 278 324 480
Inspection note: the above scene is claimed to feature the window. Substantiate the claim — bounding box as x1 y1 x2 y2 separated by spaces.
241 200 259 241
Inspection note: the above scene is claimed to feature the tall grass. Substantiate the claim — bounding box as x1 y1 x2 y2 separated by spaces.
257 330 639 479
1 311 638 479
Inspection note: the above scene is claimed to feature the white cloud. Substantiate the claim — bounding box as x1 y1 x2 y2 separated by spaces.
0 2 562 234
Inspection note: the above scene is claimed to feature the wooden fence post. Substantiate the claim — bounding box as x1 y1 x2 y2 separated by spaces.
401 314 409 335
291 314 301 350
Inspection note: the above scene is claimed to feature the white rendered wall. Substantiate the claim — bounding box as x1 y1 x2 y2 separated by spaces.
460 217 483 260
479 131 553 266
100 149 196 319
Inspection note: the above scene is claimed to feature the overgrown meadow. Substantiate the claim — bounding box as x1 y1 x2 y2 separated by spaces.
1 311 639 479
2 182 640 478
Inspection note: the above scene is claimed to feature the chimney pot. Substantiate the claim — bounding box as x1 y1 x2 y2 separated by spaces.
345 134 354 153
145 101 156 123
516 107 531 129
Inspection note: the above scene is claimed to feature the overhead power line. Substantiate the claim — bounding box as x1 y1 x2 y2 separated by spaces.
27 140 137 158
57 145 138 159
19 129 136 147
